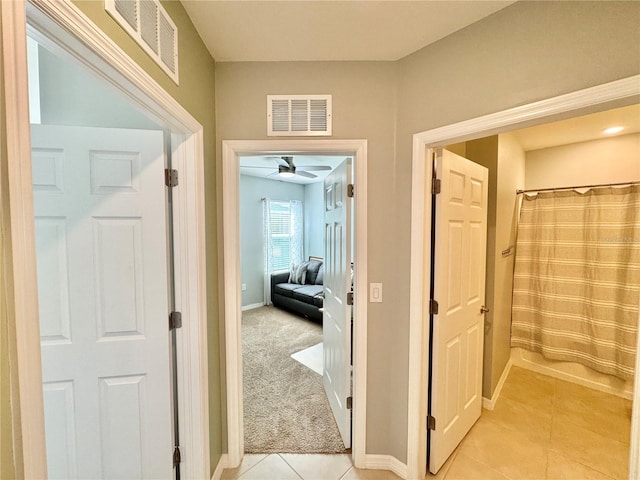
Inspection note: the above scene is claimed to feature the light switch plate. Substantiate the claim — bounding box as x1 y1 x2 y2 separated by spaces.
370 283 382 303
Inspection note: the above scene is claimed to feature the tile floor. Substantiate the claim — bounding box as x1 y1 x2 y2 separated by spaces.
221 366 633 480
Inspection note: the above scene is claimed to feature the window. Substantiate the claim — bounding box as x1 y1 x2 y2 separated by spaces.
264 199 303 272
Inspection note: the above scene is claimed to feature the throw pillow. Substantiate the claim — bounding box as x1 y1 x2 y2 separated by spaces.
288 262 308 284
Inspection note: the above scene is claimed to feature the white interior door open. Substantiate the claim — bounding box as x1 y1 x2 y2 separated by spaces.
323 158 353 448
428 148 488 474
32 124 173 479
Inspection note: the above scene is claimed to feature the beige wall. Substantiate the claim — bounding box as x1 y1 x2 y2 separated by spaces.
3 0 640 473
525 133 640 189
215 1 640 465
215 60 402 456
464 137 500 397
491 134 525 394
460 133 525 399
1 1 221 475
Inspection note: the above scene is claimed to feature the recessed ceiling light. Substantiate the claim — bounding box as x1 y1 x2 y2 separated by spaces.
603 126 624 135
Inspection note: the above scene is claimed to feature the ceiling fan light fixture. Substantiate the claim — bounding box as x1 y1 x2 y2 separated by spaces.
278 164 296 177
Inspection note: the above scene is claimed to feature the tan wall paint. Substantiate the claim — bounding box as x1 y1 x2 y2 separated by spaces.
4 0 640 472
525 133 640 190
391 1 639 461
216 1 640 465
464 137 500 397
214 60 401 456
492 134 525 394
462 134 525 399
1 1 221 475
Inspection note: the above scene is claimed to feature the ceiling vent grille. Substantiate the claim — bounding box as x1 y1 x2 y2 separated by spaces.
105 0 179 84
267 95 332 136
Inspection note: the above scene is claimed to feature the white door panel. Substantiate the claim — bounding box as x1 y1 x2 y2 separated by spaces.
323 159 352 448
32 125 172 480
429 148 488 474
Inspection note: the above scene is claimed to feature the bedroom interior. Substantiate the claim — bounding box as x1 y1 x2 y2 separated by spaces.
239 155 352 454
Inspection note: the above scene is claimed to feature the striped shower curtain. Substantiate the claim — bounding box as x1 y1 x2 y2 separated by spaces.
511 186 640 380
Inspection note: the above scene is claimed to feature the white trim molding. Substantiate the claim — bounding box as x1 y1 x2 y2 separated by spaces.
4 0 209 477
1 2 48 477
407 75 640 480
364 454 408 480
222 139 368 469
241 302 265 312
481 360 512 411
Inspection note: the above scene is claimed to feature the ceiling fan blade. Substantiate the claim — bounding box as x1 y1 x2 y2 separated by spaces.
241 166 278 169
296 170 317 179
298 165 331 171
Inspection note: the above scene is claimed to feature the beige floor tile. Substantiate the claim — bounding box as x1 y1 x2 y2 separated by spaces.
222 454 269 479
237 454 302 480
444 452 511 480
550 416 629 480
546 450 616 480
339 466 402 480
281 454 353 480
459 417 548 479
554 380 632 444
482 395 553 443
499 366 556 413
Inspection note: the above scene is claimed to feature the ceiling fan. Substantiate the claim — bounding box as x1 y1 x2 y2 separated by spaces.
265 156 331 179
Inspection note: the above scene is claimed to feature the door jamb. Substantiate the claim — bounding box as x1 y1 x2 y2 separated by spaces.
2 1 210 477
408 75 640 480
221 139 368 468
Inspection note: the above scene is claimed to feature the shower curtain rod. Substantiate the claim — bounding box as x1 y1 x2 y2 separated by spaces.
516 180 640 195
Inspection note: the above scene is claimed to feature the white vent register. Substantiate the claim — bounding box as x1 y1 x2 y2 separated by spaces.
105 0 178 84
267 95 332 136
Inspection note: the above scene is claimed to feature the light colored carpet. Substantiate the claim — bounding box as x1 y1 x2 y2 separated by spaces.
291 342 323 375
242 306 347 453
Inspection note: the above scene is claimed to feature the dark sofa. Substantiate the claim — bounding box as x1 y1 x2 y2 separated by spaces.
270 258 324 322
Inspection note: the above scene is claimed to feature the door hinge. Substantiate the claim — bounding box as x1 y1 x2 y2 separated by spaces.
173 446 181 466
347 183 354 198
165 168 179 187
346 396 353 410
432 178 441 195
427 415 436 431
347 292 354 305
429 299 439 315
169 311 182 330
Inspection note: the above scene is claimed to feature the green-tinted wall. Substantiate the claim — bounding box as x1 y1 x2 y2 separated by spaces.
1 0 221 476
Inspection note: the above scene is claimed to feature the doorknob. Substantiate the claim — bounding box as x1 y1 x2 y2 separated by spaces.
480 305 490 314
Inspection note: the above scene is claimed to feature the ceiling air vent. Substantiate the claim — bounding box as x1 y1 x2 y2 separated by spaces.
105 0 179 84
267 95 332 136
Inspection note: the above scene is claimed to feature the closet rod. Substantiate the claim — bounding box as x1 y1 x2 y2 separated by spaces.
516 180 640 195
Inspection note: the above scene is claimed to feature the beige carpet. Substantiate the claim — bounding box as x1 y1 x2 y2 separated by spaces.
242 306 347 453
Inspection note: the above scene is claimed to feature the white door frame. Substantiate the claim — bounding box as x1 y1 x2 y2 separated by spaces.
221 139 368 469
2 1 209 478
407 75 640 480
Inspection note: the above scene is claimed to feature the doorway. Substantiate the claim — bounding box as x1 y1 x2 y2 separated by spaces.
238 154 351 453
407 76 640 479
4 1 209 477
221 139 368 469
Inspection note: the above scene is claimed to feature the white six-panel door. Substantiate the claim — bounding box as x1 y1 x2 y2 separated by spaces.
323 158 353 448
32 125 173 479
429 148 488 474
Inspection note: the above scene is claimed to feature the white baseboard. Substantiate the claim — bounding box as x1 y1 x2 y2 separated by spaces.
510 349 633 400
481 359 512 411
211 453 230 480
241 302 265 312
364 454 408 479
